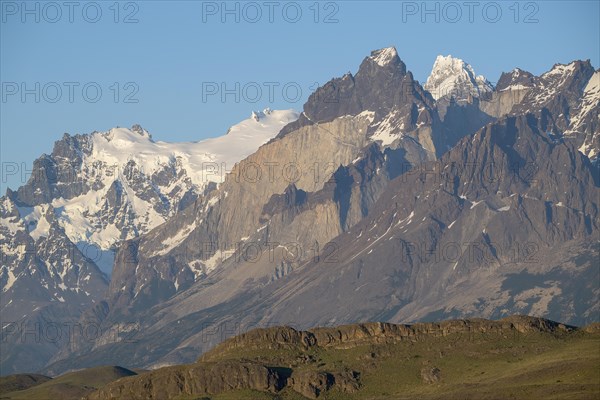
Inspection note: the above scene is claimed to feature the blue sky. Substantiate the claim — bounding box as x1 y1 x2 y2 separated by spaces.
1 0 599 191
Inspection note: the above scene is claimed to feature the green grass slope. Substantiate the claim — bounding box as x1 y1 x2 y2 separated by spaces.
88 316 600 400
0 366 137 400
0 374 51 395
3 317 598 400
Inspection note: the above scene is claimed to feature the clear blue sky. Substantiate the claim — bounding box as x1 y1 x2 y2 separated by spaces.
1 0 599 191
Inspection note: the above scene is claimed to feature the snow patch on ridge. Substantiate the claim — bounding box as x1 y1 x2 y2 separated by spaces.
570 70 600 159
370 109 405 146
528 61 581 109
1 267 17 292
152 220 198 257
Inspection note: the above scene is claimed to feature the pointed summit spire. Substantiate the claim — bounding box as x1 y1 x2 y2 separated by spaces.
368 47 400 67
358 46 407 76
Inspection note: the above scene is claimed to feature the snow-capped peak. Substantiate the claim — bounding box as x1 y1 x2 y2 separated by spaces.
369 47 399 67
424 54 493 101
92 109 299 188
7 109 300 274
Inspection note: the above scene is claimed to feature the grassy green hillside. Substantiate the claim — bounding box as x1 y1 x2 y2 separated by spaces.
90 316 600 400
0 366 137 400
0 374 51 395
200 326 599 399
2 317 598 400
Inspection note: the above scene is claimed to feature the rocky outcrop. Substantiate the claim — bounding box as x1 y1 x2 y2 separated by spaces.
201 316 576 361
288 370 360 399
86 361 285 400
420 367 441 384
101 111 377 317
85 359 359 400
289 370 334 399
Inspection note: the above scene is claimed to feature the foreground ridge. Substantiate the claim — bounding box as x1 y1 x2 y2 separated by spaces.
40 316 597 400
201 315 578 358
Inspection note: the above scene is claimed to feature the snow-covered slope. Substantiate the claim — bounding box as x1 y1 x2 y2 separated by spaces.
6 109 299 274
424 55 493 101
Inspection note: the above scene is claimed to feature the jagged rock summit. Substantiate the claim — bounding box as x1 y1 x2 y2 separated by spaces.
367 46 404 68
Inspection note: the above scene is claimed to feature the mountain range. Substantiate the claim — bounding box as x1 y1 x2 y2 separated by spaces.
1 47 598 376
